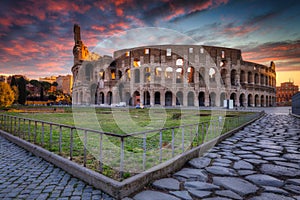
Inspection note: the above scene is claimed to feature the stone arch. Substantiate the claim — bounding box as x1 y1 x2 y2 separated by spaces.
220 92 226 107
154 91 160 105
154 67 162 82
199 68 206 87
99 92 104 104
248 94 253 107
248 71 253 84
107 91 112 105
260 74 264 85
255 94 259 107
266 96 269 107
220 69 227 86
240 70 246 84
176 91 183 106
230 93 237 107
144 67 151 83
231 69 237 86
125 92 131 106
209 92 216 106
165 91 173 106
198 92 205 106
80 91 83 104
134 68 140 83
165 67 173 82
143 91 150 106
187 91 194 106
209 67 217 83
239 93 246 107
176 67 184 83
254 73 259 84
133 91 140 106
261 95 265 107
187 67 195 83
85 63 94 81
90 84 97 104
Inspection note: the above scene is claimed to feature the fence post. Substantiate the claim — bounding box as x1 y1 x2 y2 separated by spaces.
70 128 74 161
120 137 125 179
41 122 44 146
159 130 162 163
99 133 103 173
83 130 87 167
171 128 175 158
143 133 147 170
49 124 53 149
28 120 31 141
59 126 62 154
181 126 185 153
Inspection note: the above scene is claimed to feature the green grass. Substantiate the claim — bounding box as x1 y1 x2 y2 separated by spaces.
0 106 257 180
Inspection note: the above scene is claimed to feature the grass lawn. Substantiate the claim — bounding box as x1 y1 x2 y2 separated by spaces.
1 106 256 180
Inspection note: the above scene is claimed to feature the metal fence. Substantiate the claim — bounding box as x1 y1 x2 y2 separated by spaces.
0 111 263 180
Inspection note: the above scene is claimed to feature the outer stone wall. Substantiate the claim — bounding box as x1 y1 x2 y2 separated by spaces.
72 45 276 108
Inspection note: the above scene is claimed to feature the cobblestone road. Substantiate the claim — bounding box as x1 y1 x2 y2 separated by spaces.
131 114 300 200
0 136 115 200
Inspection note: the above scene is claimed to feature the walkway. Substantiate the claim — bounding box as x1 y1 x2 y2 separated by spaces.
131 114 300 200
0 136 115 200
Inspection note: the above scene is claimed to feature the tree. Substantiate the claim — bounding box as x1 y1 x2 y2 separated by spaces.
17 76 27 105
0 82 15 107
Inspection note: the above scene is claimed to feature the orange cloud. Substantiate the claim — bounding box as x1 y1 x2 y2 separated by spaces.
116 7 124 17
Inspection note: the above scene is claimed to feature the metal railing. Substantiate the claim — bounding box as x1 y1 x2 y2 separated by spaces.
0 111 263 180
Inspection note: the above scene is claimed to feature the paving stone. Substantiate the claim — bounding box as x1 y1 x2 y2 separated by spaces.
284 184 300 194
188 190 211 198
244 159 268 164
173 168 208 181
133 190 180 200
215 190 243 200
239 154 261 159
238 170 255 176
261 164 300 177
169 191 193 200
206 166 237 176
262 186 289 195
249 193 295 200
213 177 259 196
184 181 220 190
188 157 211 169
202 197 231 200
274 161 300 169
245 174 284 187
286 179 300 186
233 160 253 170
254 151 279 157
152 178 180 190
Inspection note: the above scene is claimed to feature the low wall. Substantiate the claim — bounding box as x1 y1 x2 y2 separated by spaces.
0 111 265 199
292 92 300 115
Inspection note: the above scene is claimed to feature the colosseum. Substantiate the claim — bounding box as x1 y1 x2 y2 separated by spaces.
72 24 276 108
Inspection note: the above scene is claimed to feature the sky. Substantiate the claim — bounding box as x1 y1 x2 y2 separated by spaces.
0 0 299 86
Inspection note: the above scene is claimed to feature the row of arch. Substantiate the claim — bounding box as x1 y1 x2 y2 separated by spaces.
80 90 276 107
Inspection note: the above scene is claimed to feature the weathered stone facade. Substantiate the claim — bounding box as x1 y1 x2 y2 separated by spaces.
72 25 276 107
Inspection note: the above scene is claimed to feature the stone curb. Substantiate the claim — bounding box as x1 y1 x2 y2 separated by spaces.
0 111 264 199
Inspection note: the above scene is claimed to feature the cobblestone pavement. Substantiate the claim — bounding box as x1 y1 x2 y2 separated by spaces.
0 136 115 200
131 114 300 200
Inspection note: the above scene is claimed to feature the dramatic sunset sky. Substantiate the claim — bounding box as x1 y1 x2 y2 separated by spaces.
0 0 299 86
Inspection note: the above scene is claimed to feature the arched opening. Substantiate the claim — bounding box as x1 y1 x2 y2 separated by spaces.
80 91 83 104
248 94 253 107
260 74 264 85
220 92 226 107
176 67 183 83
110 69 116 80
165 67 173 83
239 93 246 107
254 73 259 85
248 71 253 84
231 69 237 86
118 70 122 80
133 58 140 67
144 67 151 83
125 69 131 81
134 69 140 83
255 95 259 107
209 92 216 106
154 92 160 105
187 91 194 106
198 92 205 106
240 70 246 84
142 91 150 106
99 92 104 104
165 91 172 106
154 67 162 82
107 91 112 105
176 91 183 106
266 96 269 107
230 93 236 107
220 69 227 86
133 91 140 106
187 67 195 83
209 68 216 83
176 58 183 66
261 95 265 107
